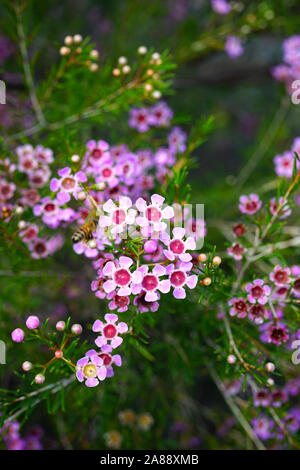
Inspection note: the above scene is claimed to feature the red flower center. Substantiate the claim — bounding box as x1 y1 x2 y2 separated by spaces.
146 206 161 222
114 295 129 307
142 274 158 291
103 324 117 339
99 353 112 366
102 167 112 178
274 271 288 283
251 286 263 298
170 270 186 286
91 149 103 160
61 177 76 190
169 239 185 254
112 209 126 225
114 268 131 286
44 203 56 213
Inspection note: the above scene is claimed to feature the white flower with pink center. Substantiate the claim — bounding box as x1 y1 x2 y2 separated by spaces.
131 264 170 302
20 224 39 243
85 140 110 166
99 197 136 235
239 194 262 215
161 227 196 262
29 166 51 188
50 167 87 203
136 194 174 232
18 154 38 174
245 279 271 305
0 179 16 201
270 265 291 286
92 313 128 349
227 243 246 261
102 255 142 296
76 350 107 387
166 262 197 299
96 163 118 188
34 145 54 164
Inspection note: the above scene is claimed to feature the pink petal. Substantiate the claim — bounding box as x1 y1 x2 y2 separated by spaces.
98 366 107 381
113 354 122 366
92 320 103 332
111 336 123 349
172 227 185 239
118 322 128 334
151 194 165 206
104 313 118 323
173 287 186 299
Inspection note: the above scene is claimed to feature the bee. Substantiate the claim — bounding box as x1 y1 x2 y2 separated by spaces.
72 216 98 244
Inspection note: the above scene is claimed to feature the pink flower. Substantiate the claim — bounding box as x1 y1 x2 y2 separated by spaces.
99 348 122 378
167 262 197 299
227 243 246 261
50 167 87 203
0 179 16 201
239 194 262 215
85 140 110 166
91 276 107 299
254 390 272 407
228 297 248 318
136 194 174 233
270 265 291 286
99 197 136 235
28 238 49 259
269 197 291 219
20 189 40 207
248 304 269 324
131 264 170 302
34 145 53 164
29 166 51 188
96 162 118 188
225 36 243 59
246 279 271 305
76 350 107 387
274 151 295 178
133 291 160 313
107 292 130 312
92 313 128 349
129 107 153 132
260 321 289 346
161 227 196 262
211 0 231 15
102 256 142 296
20 224 39 243
150 102 173 127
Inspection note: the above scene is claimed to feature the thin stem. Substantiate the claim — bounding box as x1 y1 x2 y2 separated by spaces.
15 5 46 126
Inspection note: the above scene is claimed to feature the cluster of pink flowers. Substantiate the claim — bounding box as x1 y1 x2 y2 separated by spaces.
272 35 300 95
228 265 300 348
129 101 173 132
76 314 126 387
90 205 199 312
0 420 43 450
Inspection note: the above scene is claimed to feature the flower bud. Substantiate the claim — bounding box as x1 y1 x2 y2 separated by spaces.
60 46 70 56
56 321 66 331
71 324 83 335
198 253 207 263
18 220 26 229
213 256 222 266
118 56 127 65
112 68 121 76
26 315 39 330
11 328 24 343
203 277 212 286
152 90 161 99
88 239 97 249
64 35 73 46
265 362 275 372
22 361 32 371
77 191 86 201
71 154 80 162
73 34 82 43
55 350 63 359
227 354 236 364
90 49 99 59
138 46 147 55
35 374 45 384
